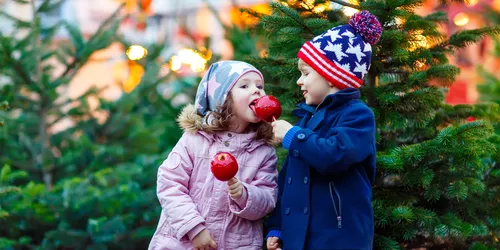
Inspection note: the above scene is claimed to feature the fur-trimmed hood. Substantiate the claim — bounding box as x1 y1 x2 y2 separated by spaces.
176 104 204 134
176 104 275 146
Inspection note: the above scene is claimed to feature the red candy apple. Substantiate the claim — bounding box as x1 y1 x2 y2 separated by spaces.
210 152 238 181
251 95 282 122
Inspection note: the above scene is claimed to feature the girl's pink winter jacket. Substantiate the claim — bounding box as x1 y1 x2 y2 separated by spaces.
149 105 278 250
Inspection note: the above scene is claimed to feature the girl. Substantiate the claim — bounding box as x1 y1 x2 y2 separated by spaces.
149 60 278 250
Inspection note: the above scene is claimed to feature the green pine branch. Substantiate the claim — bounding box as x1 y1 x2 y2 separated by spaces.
438 26 500 51
0 36 37 86
0 2 125 190
270 2 316 35
0 101 7 127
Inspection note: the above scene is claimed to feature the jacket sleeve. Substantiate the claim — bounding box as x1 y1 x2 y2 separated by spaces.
229 149 278 221
156 133 205 240
285 103 375 174
265 157 288 235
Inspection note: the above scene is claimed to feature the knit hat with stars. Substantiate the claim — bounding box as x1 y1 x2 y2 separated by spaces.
195 60 264 117
297 10 382 90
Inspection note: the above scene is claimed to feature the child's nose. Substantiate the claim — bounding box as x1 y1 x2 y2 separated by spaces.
297 78 303 86
252 86 262 95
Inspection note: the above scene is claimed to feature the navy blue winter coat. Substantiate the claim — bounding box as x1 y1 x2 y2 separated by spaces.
266 88 376 250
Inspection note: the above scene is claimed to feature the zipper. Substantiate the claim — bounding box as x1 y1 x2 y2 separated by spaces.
328 181 342 228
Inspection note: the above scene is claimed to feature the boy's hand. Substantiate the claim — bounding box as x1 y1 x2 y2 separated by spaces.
267 237 282 250
227 177 244 200
271 120 293 142
192 229 217 250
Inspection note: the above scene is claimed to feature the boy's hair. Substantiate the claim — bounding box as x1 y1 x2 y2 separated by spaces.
202 95 274 143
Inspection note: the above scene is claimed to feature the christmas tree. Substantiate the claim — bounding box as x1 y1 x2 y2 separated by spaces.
254 0 500 249
0 0 187 248
0 100 6 127
0 102 22 230
476 8 500 250
478 8 500 133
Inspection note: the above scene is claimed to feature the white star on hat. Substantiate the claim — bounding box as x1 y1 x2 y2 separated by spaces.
228 63 250 76
364 43 372 53
324 29 342 42
313 34 324 42
346 44 365 62
324 41 347 61
336 62 352 73
313 42 326 54
353 62 368 78
341 30 357 45
341 30 355 38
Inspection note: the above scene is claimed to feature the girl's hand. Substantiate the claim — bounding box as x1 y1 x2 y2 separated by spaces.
267 237 282 250
271 120 293 142
227 177 243 200
192 229 217 250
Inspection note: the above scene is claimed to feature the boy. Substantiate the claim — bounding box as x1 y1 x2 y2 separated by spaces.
266 10 382 250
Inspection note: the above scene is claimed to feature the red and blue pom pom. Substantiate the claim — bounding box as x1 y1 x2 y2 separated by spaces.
348 10 382 45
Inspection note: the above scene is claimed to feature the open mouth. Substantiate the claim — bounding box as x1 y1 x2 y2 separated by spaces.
249 99 257 112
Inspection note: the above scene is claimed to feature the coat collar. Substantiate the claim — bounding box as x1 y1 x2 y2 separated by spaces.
292 88 361 130
293 88 361 116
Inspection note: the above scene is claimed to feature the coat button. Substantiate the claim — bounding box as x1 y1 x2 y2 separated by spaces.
288 177 292 184
297 133 305 140
224 141 230 147
303 207 308 214
303 177 309 184
227 133 232 137
292 150 299 157
285 208 291 215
